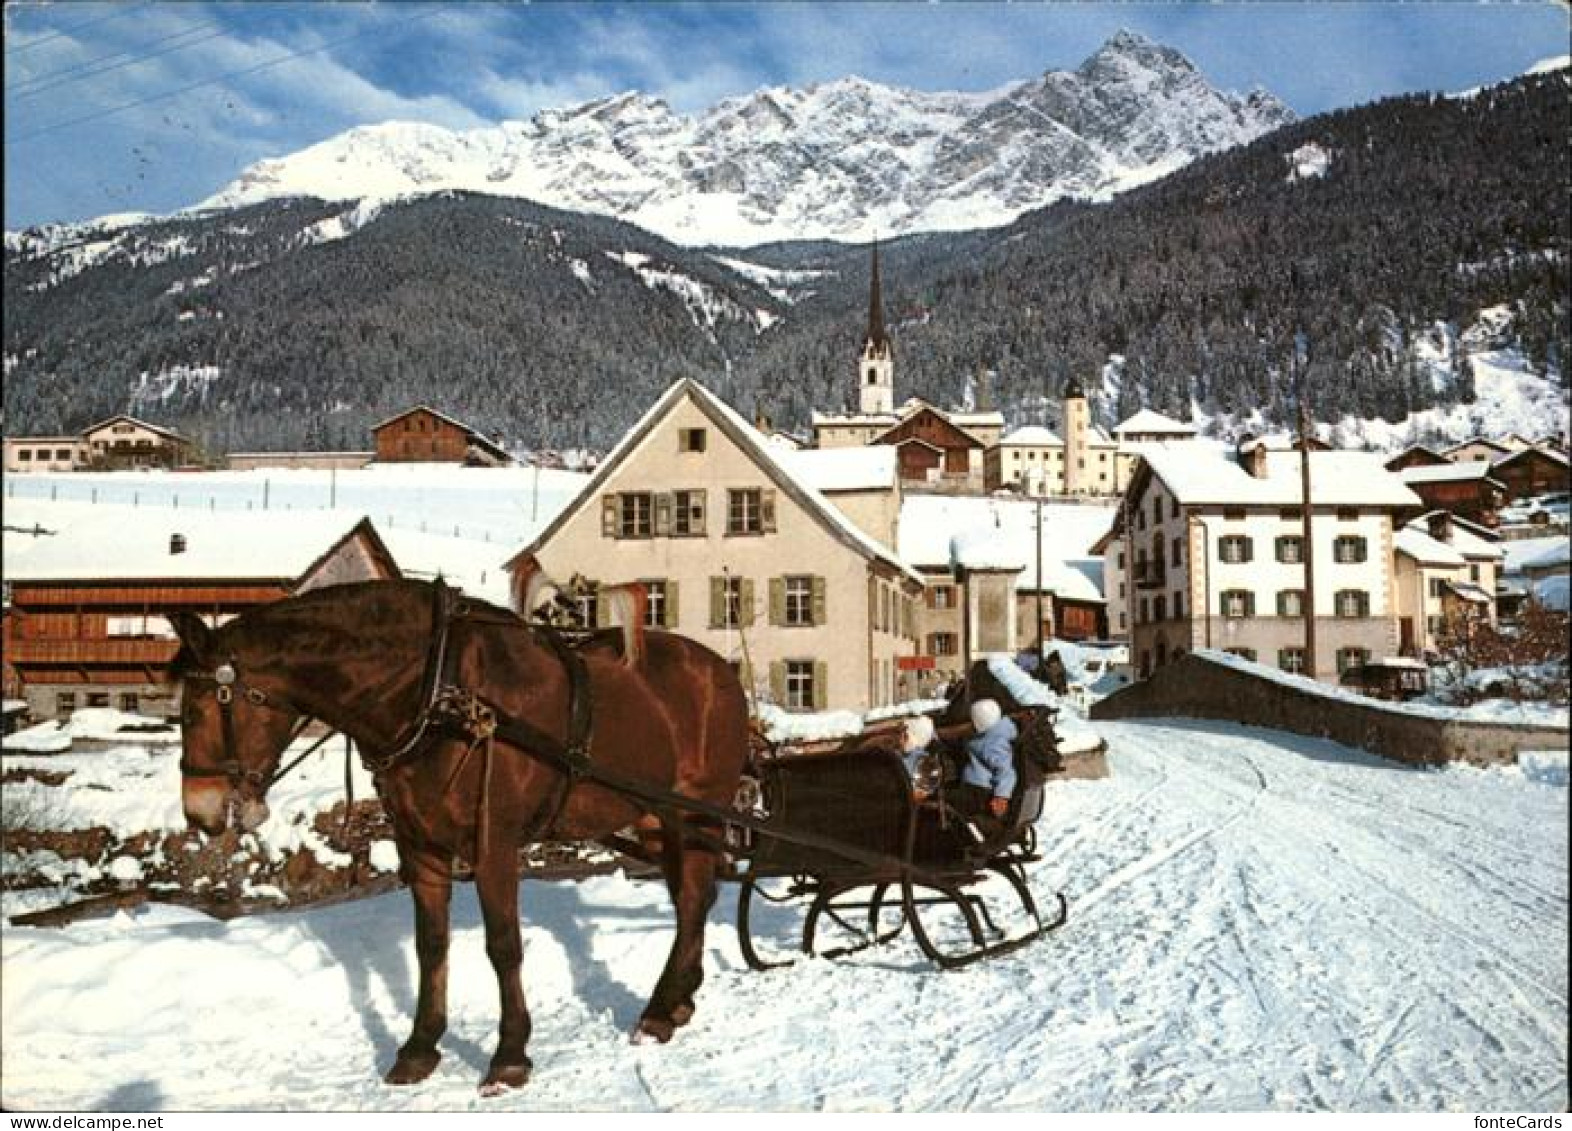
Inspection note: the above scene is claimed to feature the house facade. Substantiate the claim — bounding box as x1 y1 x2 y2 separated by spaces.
1108 445 1423 683
506 380 924 713
1392 513 1500 656
1397 461 1507 527
2 513 400 721
82 415 192 470
3 437 89 473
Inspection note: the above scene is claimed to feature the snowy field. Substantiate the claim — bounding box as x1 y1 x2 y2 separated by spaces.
2 718 1565 1113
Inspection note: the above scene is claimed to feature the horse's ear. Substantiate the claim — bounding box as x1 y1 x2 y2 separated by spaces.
166 612 214 659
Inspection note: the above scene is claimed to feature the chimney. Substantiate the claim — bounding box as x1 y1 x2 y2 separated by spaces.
170 533 187 555
1427 511 1453 543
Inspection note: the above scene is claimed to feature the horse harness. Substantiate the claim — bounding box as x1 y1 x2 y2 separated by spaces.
182 580 952 882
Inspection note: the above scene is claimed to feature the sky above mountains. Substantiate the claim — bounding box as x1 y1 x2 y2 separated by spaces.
4 1 1568 229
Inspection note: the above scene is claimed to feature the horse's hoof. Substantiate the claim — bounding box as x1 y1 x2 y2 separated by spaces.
385 1048 442 1086
632 1016 675 1045
479 1059 531 1097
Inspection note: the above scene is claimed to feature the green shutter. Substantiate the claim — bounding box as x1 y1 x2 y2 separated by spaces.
665 581 679 629
769 578 785 626
741 578 756 627
769 661 786 705
812 661 828 710
601 494 618 538
761 489 777 533
691 489 707 536
811 576 827 627
709 577 725 629
654 493 673 536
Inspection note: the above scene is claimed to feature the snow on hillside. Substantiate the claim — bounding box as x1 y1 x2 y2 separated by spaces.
1 719 1564 1111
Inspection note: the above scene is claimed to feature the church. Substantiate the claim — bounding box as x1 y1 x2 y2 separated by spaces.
810 245 1195 498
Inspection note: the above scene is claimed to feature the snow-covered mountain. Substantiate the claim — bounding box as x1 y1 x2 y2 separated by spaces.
198 30 1293 246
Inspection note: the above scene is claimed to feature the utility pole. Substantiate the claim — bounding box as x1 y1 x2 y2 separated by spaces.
1036 496 1046 673
1293 266 1317 680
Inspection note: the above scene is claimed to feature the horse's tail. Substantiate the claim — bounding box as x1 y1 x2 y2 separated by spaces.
600 582 647 667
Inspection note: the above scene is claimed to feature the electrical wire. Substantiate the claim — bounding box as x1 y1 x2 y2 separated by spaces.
6 7 445 147
4 2 152 57
8 23 232 99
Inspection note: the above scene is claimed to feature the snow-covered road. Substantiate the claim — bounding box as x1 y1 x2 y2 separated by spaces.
2 719 1566 1111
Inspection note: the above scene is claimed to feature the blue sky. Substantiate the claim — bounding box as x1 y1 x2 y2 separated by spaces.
4 1 1568 229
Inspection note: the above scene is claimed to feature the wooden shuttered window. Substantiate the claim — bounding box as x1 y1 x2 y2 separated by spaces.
770 576 826 627
601 494 618 538
761 489 777 534
654 493 673 537
769 578 785 627
709 576 754 628
811 576 826 626
769 660 786 705
813 661 828 710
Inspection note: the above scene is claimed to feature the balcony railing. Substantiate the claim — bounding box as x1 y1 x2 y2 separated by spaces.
7 639 178 665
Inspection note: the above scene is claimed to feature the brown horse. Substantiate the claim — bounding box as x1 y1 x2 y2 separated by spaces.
168 579 749 1094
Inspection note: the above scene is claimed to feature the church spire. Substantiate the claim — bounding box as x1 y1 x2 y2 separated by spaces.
865 239 889 353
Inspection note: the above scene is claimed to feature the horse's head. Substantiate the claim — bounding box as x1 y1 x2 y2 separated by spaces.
169 612 305 835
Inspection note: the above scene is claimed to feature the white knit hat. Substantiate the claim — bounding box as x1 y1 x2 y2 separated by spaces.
969 698 1002 733
902 715 936 753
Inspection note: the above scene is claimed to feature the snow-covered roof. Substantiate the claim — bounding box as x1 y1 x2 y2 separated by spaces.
1533 574 1569 610
2 506 385 583
997 426 1063 446
1138 448 1422 508
1394 527 1466 568
1399 460 1501 484
1444 580 1494 604
1404 514 1503 561
811 411 897 427
779 446 897 492
79 414 188 443
899 495 1114 598
514 379 923 586
1113 408 1195 436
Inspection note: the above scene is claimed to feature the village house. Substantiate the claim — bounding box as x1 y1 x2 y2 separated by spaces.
371 405 513 466
1489 446 1569 501
505 379 925 713
1392 511 1502 656
1383 444 1453 474
1396 460 1507 527
1 509 401 721
4 416 190 473
1104 443 1423 683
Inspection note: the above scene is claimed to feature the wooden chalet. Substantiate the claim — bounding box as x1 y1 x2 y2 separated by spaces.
1491 446 1569 501
1383 444 1452 473
80 415 192 470
873 404 988 488
2 513 400 721
1396 461 1507 528
372 406 512 466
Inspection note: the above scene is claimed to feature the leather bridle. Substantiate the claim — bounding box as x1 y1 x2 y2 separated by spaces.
178 657 321 794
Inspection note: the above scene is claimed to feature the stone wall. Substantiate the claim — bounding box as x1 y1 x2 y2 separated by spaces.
1090 651 1566 767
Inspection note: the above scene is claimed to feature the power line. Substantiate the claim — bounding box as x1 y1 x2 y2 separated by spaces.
5 8 445 147
4 2 152 57
8 23 231 99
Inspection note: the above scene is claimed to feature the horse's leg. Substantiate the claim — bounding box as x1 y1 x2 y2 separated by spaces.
475 833 532 1095
386 851 451 1086
636 815 719 1043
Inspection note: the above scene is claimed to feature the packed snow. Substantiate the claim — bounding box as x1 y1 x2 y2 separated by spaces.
2 718 1564 1111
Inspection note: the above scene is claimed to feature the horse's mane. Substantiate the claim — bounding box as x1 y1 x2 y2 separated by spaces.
512 569 645 665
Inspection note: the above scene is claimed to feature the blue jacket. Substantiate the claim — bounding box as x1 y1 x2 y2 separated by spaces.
963 716 1018 799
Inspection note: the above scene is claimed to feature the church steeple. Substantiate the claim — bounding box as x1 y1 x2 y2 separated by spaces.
858 240 894 415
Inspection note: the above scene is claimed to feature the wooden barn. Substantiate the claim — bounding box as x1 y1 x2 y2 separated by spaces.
371 406 512 466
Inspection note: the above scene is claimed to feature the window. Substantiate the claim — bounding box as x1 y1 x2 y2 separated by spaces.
1429 578 1447 599
1226 648 1258 662
1470 564 1481 583
1277 590 1305 617
56 692 77 717
1333 535 1368 563
929 585 956 610
727 488 773 535
575 585 599 628
86 693 110 708
783 576 815 627
1337 647 1370 674
930 632 958 656
1427 614 1446 638
1278 648 1306 674
1170 498 1179 519
642 580 671 628
1171 537 1183 567
711 576 752 629
1173 592 1184 619
118 693 140 713
1334 589 1370 618
673 490 706 536
1138 598 1149 625
55 449 72 461
619 492 653 538
1220 590 1255 618
679 427 707 453
785 661 817 710
1276 535 1304 564
18 450 32 461
1152 500 1162 526
1154 595 1167 622
1219 535 1253 564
